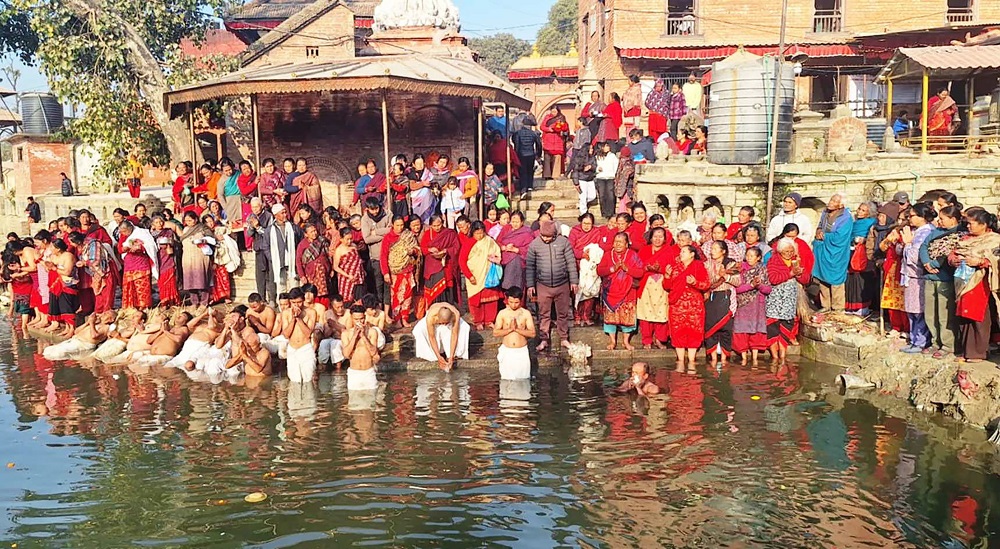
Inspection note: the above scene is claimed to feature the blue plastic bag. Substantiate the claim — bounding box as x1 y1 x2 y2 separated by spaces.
483 262 503 288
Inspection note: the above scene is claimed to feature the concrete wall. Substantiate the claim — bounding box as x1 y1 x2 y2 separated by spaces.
635 156 1000 225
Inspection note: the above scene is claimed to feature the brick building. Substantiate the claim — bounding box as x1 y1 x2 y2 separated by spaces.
578 0 1000 116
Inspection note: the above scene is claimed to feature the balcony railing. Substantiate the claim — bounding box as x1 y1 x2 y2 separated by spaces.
947 7 975 24
666 12 699 36
813 10 843 33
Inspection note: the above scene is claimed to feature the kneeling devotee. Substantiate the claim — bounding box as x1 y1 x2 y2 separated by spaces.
413 302 470 371
492 287 536 380
283 287 319 383
342 303 382 391
43 310 115 360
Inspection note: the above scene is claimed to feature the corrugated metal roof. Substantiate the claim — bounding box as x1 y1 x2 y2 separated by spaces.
228 0 376 20
0 108 21 127
896 45 1000 70
165 54 531 112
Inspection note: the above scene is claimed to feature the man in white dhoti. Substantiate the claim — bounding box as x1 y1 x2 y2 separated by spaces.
492 287 536 380
43 310 114 360
412 302 469 371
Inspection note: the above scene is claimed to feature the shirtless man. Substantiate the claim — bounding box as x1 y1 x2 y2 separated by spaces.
341 304 381 391
262 292 291 357
317 294 350 370
615 362 660 396
98 310 155 363
42 310 114 360
165 306 223 371
246 293 277 336
302 283 327 319
413 302 470 371
143 312 193 360
282 287 319 383
493 287 536 380
210 305 258 377
231 331 272 377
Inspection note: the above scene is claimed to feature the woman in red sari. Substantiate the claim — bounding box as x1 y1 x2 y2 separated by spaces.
665 244 712 371
381 216 421 326
925 88 958 137
497 211 533 291
637 227 677 349
172 161 195 214
333 226 365 303
569 213 604 325
597 232 645 351
420 215 461 306
295 223 332 306
461 221 504 330
150 214 180 307
600 92 624 142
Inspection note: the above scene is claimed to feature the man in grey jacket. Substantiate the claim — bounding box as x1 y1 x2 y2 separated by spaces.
244 198 275 305
361 196 392 312
526 221 579 352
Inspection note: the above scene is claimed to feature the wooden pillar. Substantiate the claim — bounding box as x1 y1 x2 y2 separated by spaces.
476 101 484 219
921 68 929 155
188 104 197 164
251 94 261 172
381 91 391 210
504 103 512 201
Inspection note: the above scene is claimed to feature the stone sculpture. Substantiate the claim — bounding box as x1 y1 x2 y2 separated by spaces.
373 0 461 32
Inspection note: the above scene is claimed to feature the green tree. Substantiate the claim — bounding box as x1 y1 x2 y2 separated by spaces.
535 0 577 56
14 0 235 177
0 0 38 64
470 33 532 78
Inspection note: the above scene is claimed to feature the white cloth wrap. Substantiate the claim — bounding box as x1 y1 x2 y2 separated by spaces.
412 317 470 362
347 367 378 391
497 344 531 380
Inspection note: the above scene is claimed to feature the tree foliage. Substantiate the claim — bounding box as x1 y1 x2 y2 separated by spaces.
14 0 236 178
470 33 532 78
0 0 39 64
535 0 577 56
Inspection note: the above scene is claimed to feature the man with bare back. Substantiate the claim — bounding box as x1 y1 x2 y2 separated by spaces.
43 310 114 360
342 303 381 391
492 287 536 380
317 293 350 370
247 293 276 337
413 302 469 371
142 312 193 362
165 306 222 371
262 292 291 357
283 287 319 383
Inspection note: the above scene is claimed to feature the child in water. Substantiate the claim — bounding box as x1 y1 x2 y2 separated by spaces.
616 362 660 396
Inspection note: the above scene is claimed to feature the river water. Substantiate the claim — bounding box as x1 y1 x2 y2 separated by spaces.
2 330 1000 548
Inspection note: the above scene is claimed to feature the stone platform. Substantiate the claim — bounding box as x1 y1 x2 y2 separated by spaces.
798 314 1000 430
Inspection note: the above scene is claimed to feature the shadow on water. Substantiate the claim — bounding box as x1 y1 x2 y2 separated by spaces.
2 327 1000 547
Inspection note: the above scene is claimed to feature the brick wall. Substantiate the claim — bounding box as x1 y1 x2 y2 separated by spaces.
255 91 478 210
247 5 355 68
512 78 579 120
7 137 74 213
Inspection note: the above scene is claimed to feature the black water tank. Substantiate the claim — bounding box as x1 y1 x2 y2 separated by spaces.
20 93 64 135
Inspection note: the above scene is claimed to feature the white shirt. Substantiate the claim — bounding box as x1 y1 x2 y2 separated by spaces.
682 81 703 112
766 210 815 244
595 153 619 179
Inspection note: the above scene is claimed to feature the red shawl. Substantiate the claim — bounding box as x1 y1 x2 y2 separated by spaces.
84 224 112 246
172 173 193 208
767 252 811 286
237 172 258 198
599 226 620 251
379 229 401 276
497 226 533 265
568 224 603 260
726 221 748 241
458 233 476 278
771 237 814 279
596 248 644 309
665 259 711 303
296 236 331 281
625 221 648 251
638 244 677 294
420 227 461 278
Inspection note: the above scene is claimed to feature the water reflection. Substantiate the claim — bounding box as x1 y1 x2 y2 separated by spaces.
2 332 1000 547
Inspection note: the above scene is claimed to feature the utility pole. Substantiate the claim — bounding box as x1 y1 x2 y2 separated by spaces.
765 0 789 224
